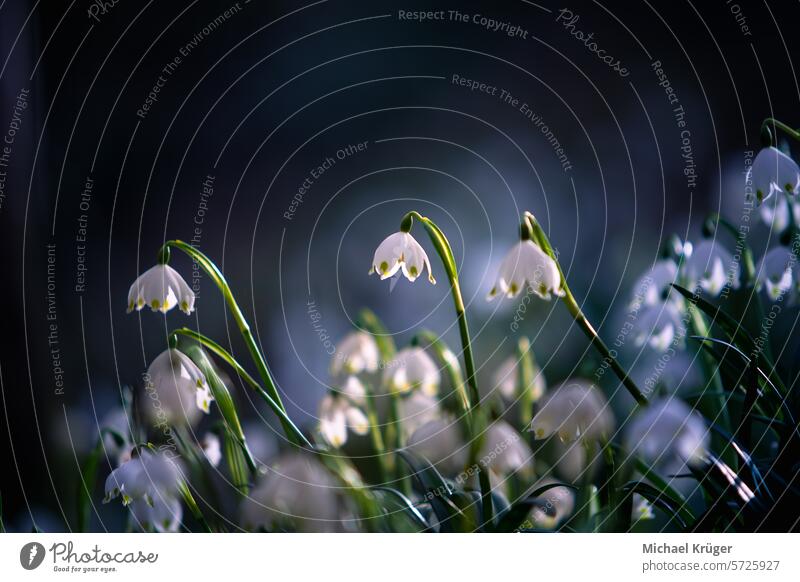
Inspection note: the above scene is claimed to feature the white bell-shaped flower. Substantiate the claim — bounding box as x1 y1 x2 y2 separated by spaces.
759 191 800 232
624 397 709 469
527 478 576 530
682 240 740 296
144 349 214 427
331 332 380 377
128 493 182 532
632 494 655 521
406 417 469 476
479 420 533 476
530 380 615 443
127 264 195 314
240 452 350 532
631 301 686 353
491 355 546 402
757 246 799 302
104 450 181 506
487 240 564 300
318 376 370 448
629 259 679 311
370 231 435 283
396 391 441 440
748 146 800 203
201 432 222 467
383 346 440 396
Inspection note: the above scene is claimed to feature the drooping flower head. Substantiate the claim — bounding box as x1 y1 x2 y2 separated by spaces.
631 301 686 353
330 331 380 378
682 240 740 296
127 264 195 314
530 380 615 443
747 146 800 203
759 190 800 232
143 349 214 427
318 376 370 448
479 420 533 477
407 417 468 476
487 239 564 301
383 346 440 396
240 452 350 532
370 231 435 283
491 355 546 403
756 246 799 302
624 397 709 469
628 259 680 311
104 449 181 507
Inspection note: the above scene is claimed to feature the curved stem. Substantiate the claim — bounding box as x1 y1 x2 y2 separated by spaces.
524 212 648 406
163 241 288 412
762 118 800 144
173 327 310 447
401 211 489 504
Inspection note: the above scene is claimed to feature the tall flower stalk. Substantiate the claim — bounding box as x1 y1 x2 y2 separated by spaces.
157 240 307 446
523 211 648 406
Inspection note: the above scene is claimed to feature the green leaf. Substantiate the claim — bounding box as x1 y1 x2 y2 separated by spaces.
493 482 577 532
76 439 103 532
222 427 250 495
621 481 689 529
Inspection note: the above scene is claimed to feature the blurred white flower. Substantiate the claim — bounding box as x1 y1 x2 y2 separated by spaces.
331 332 379 377
396 391 441 440
144 349 213 427
127 264 195 314
748 146 800 203
240 452 349 532
129 493 182 532
631 301 686 352
757 246 799 302
406 417 468 476
629 259 679 311
479 420 533 476
487 240 564 300
759 191 800 232
491 355 546 402
370 231 435 283
100 407 132 463
624 397 709 469
632 494 655 521
318 376 370 448
530 380 615 443
201 432 222 467
383 347 440 396
682 240 740 296
104 450 180 507
527 479 576 530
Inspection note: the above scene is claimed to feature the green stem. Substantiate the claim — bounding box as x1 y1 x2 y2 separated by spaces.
173 327 310 447
524 212 648 406
362 383 389 483
401 211 489 508
162 240 289 419
762 118 800 144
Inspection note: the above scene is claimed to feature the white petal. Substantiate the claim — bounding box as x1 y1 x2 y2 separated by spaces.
345 406 369 435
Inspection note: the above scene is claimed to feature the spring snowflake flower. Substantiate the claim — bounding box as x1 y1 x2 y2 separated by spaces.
759 191 800 232
632 494 655 521
527 478 576 530
530 380 615 443
104 450 181 507
629 259 680 311
201 432 222 467
406 417 468 476
480 420 533 476
370 231 435 283
383 346 440 396
682 240 740 296
491 355 546 402
396 391 441 440
624 397 709 469
129 493 182 532
487 240 564 300
330 331 380 378
747 146 800 203
757 246 799 302
127 264 195 314
631 301 686 352
318 376 370 448
144 349 214 427
240 452 349 532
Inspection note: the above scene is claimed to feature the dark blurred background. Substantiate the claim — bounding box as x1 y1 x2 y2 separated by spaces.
1 0 798 531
